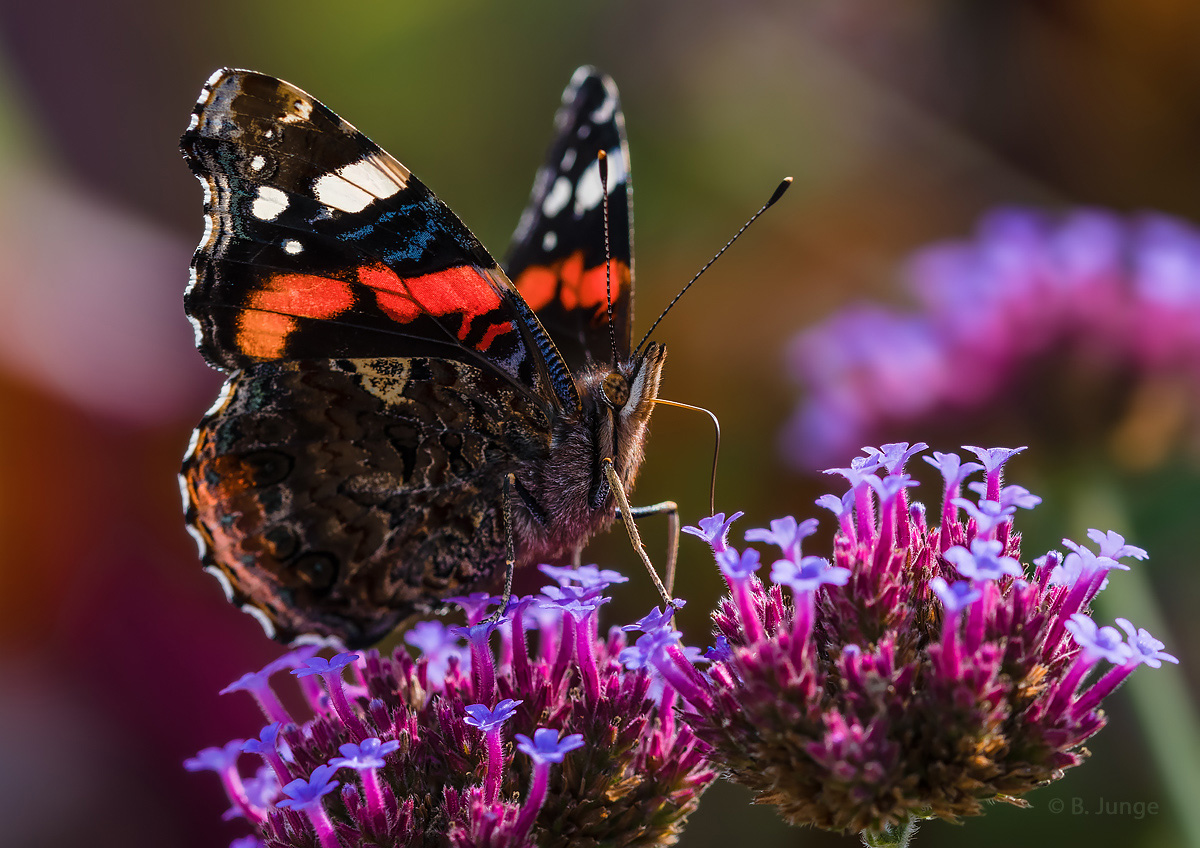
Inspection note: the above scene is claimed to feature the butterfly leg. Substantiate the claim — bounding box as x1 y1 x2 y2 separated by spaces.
484 473 520 625
601 458 676 609
619 501 679 596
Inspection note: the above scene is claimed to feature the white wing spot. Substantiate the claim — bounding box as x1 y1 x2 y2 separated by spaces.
183 427 201 461
577 124 591 139
313 154 408 215
560 148 576 170
291 632 348 650
591 92 617 124
574 147 624 216
205 378 236 417
251 186 288 221
281 98 313 123
177 473 192 511
186 524 208 558
542 176 572 218
249 155 266 172
204 566 235 602
241 604 277 639
567 66 591 95
542 231 557 252
186 310 204 348
283 239 303 255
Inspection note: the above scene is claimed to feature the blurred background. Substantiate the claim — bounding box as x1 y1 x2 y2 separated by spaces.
1 1 1198 846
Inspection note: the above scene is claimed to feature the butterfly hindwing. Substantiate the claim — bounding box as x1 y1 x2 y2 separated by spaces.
182 69 578 412
504 67 633 371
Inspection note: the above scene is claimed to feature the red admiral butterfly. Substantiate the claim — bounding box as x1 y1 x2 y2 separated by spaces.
180 67 677 647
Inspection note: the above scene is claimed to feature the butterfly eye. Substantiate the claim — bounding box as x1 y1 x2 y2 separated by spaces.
601 371 630 408
293 552 339 591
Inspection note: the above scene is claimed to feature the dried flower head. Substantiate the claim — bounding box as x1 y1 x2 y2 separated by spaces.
187 566 714 847
672 443 1176 836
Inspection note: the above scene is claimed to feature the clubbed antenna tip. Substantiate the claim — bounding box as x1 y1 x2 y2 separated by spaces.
767 176 793 208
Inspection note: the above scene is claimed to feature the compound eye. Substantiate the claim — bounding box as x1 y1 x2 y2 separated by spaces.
601 371 630 408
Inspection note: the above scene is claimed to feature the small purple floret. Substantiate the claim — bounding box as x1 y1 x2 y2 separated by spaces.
929 576 981 614
864 442 929 474
240 767 279 810
924 451 983 487
963 445 1026 474
448 592 503 623
745 516 819 557
865 473 917 503
1088 529 1149 562
242 723 282 756
463 700 523 732
622 605 678 635
277 764 340 810
539 564 628 591
515 728 586 765
952 497 1017 534
291 652 360 679
1116 619 1179 668
944 538 1023 582
717 547 762 580
770 556 849 594
185 739 245 773
1065 614 1132 665
683 511 744 552
968 482 1042 510
816 492 853 519
328 737 401 770
705 635 733 663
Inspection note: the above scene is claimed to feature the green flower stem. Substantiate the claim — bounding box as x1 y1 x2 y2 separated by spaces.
1069 474 1200 848
861 815 919 848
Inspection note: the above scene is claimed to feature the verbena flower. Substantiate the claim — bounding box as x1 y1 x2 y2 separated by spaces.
188 567 714 847
784 208 1200 468
668 443 1176 837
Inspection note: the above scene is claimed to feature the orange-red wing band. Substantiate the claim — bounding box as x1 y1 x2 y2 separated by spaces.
359 263 512 350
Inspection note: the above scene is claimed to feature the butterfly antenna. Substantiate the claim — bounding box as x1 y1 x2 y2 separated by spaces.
652 398 721 515
634 177 792 356
599 150 618 369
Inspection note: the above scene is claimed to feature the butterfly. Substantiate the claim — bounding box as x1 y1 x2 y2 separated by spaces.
179 67 676 648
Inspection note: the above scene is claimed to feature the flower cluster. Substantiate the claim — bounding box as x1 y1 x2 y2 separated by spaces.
658 443 1175 835
784 208 1200 467
186 565 714 848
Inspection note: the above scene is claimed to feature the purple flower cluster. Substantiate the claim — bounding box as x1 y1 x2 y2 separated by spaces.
785 208 1200 467
187 566 714 848
671 443 1176 834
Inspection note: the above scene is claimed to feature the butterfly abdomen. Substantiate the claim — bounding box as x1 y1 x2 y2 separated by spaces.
181 356 552 646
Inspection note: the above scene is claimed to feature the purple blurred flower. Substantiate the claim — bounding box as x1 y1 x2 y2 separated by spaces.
784 208 1200 470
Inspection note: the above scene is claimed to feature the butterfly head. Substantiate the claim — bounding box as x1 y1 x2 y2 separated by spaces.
589 341 667 485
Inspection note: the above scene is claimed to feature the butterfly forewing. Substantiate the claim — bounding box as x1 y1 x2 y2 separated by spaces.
183 69 575 410
505 66 633 370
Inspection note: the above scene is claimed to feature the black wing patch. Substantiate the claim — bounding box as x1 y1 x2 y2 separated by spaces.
182 69 579 413
504 66 633 371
